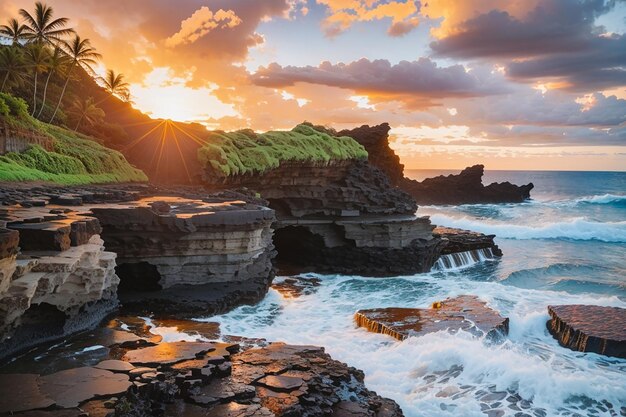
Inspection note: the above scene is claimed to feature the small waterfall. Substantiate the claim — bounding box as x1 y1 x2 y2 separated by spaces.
433 247 497 271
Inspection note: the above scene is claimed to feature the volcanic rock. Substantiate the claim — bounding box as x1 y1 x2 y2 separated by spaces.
0 373 54 414
547 304 626 358
355 295 509 340
39 367 132 408
400 165 533 205
122 342 224 366
338 123 404 185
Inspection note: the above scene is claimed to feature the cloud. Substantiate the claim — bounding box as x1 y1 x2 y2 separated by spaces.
428 0 626 91
316 0 421 36
165 7 242 48
251 58 507 108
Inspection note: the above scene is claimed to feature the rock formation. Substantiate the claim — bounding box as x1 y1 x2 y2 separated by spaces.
547 304 626 358
400 165 533 205
0 332 403 417
0 208 119 359
434 226 502 256
199 125 450 276
87 196 276 317
355 295 509 341
338 123 404 185
338 124 533 204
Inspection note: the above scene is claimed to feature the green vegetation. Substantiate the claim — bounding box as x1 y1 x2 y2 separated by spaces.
199 123 368 177
0 92 146 185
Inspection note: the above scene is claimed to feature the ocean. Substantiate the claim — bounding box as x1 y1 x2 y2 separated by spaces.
203 170 626 417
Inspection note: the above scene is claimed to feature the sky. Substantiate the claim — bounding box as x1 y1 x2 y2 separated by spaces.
1 0 625 171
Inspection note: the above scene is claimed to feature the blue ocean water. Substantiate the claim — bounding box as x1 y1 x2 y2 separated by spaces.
202 170 626 417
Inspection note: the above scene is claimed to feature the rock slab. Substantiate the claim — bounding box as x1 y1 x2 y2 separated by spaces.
355 295 509 340
547 304 626 358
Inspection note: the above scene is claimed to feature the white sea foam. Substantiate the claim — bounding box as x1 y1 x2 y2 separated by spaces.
205 273 626 417
573 193 626 205
428 214 626 242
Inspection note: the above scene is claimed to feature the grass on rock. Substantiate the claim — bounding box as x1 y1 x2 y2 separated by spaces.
199 123 368 177
0 93 146 185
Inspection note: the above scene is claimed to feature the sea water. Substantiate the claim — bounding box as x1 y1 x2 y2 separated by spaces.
200 170 626 417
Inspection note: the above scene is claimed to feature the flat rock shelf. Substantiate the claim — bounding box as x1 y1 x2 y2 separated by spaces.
547 304 626 358
355 295 509 341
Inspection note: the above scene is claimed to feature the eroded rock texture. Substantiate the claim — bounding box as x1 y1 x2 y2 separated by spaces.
434 226 503 256
355 295 509 341
547 304 626 358
0 208 119 359
338 123 404 185
88 197 276 316
0 336 403 417
204 157 447 276
400 165 534 205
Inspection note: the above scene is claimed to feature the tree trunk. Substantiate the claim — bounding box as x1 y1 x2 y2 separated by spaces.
74 113 85 132
0 73 9 92
31 71 38 116
36 71 53 119
49 63 75 124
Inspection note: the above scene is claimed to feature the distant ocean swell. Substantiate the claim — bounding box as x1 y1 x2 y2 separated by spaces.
428 214 626 243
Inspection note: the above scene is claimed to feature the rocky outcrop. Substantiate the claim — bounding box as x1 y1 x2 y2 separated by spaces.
338 123 404 185
337 124 533 204
205 159 416 217
400 165 534 205
86 196 276 316
0 208 119 359
547 304 626 358
204 156 447 276
355 295 509 341
434 226 502 256
0 332 403 417
274 215 445 276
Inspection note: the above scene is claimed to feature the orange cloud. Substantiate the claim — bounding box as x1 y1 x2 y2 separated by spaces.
317 0 420 36
165 7 242 48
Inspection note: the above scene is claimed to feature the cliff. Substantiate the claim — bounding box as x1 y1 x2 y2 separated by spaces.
199 125 448 276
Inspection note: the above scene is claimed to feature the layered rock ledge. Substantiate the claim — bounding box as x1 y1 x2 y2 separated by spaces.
0 208 119 359
547 304 626 358
355 295 509 341
87 196 276 317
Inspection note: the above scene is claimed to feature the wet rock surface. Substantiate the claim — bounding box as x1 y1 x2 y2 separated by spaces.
355 295 509 341
433 226 503 256
547 304 626 358
0 334 403 417
400 165 533 205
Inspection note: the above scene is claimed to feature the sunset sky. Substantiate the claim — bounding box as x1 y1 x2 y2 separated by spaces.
2 0 625 170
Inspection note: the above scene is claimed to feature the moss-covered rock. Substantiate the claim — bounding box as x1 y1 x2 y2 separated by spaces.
198 123 368 178
0 93 147 185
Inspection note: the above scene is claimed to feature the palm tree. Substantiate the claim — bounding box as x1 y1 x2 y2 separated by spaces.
25 43 50 116
49 35 101 123
0 18 28 46
100 69 130 100
19 1 74 45
68 96 104 131
36 47 69 119
0 46 26 92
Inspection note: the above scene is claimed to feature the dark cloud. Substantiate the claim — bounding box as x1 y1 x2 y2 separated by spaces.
429 0 626 91
251 58 507 107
